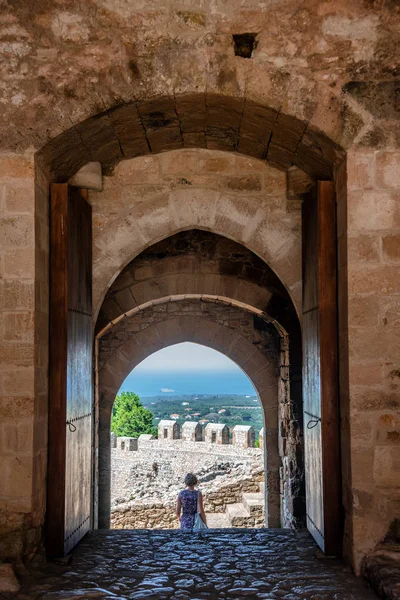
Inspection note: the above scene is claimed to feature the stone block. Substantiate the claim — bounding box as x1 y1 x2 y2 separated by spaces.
373 446 400 488
1 420 33 454
382 234 400 262
0 155 33 180
375 413 400 445
349 412 375 445
376 151 400 189
4 181 34 214
1 248 34 279
159 150 200 175
116 437 138 451
158 420 180 440
0 215 34 247
3 367 33 395
223 175 262 192
202 154 236 173
349 266 400 295
351 387 399 412
349 361 383 386
3 312 34 342
258 428 264 450
110 432 117 448
346 151 374 191
0 343 33 368
3 454 33 503
348 190 400 232
380 298 400 328
181 421 202 442
232 425 255 448
204 423 229 445
348 235 380 264
348 296 379 327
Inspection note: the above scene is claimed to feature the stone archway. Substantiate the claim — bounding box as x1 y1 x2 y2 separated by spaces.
97 306 283 531
96 229 298 334
91 183 302 319
36 93 342 560
94 230 304 532
39 93 342 183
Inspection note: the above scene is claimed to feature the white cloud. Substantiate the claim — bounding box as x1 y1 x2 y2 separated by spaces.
161 388 175 393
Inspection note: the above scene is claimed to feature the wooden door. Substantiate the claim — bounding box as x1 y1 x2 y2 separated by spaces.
302 181 342 556
47 184 93 557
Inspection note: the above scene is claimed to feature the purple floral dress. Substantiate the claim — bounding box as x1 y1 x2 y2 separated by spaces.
179 489 199 530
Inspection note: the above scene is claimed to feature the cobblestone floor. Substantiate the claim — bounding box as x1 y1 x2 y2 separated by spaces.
8 529 378 600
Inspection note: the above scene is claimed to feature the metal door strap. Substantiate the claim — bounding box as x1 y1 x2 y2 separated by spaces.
304 410 321 429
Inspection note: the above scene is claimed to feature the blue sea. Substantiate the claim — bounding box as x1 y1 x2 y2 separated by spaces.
119 370 256 397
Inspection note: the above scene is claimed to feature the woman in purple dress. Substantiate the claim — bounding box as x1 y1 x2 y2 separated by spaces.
176 473 207 530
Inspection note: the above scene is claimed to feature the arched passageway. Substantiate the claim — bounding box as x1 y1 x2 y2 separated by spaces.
36 90 343 563
94 230 304 535
98 309 283 530
110 341 266 530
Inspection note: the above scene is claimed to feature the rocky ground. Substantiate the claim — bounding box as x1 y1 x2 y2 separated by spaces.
112 458 263 510
6 529 379 600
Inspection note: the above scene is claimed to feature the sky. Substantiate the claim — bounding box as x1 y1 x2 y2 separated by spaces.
119 342 257 397
133 342 240 372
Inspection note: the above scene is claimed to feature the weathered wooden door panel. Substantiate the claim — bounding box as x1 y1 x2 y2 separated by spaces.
48 184 93 557
302 181 341 556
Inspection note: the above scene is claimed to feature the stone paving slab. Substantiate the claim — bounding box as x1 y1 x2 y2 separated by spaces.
5 529 378 600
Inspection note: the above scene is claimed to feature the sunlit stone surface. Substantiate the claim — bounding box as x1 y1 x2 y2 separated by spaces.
11 530 378 600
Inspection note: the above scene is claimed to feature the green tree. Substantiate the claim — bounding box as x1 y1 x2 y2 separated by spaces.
111 392 157 438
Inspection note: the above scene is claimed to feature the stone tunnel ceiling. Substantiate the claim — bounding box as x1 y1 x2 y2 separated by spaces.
96 230 297 334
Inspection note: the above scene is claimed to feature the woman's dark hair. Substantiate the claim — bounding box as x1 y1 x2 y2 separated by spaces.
184 473 198 487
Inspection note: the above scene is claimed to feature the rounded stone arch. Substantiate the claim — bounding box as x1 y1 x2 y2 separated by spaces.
98 275 274 332
98 314 281 530
38 93 343 183
96 228 297 334
92 187 302 319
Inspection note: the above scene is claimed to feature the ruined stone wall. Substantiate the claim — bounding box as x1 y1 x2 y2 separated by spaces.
111 476 265 531
111 442 262 500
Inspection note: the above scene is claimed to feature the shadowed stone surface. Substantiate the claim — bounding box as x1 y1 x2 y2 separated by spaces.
9 530 378 600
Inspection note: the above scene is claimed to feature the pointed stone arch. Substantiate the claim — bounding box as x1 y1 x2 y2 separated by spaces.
92 187 302 319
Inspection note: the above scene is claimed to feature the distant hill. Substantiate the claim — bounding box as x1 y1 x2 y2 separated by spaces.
139 393 263 436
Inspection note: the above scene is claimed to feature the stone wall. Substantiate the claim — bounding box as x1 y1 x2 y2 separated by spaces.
344 149 400 567
0 0 398 570
111 475 264 530
0 154 46 562
110 439 264 530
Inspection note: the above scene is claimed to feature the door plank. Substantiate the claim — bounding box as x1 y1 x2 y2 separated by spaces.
302 181 342 555
48 184 93 557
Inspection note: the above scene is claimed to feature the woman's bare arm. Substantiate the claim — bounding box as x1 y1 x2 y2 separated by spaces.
199 492 207 525
176 495 182 521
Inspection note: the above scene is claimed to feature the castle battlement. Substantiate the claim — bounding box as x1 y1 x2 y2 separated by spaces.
111 422 264 452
